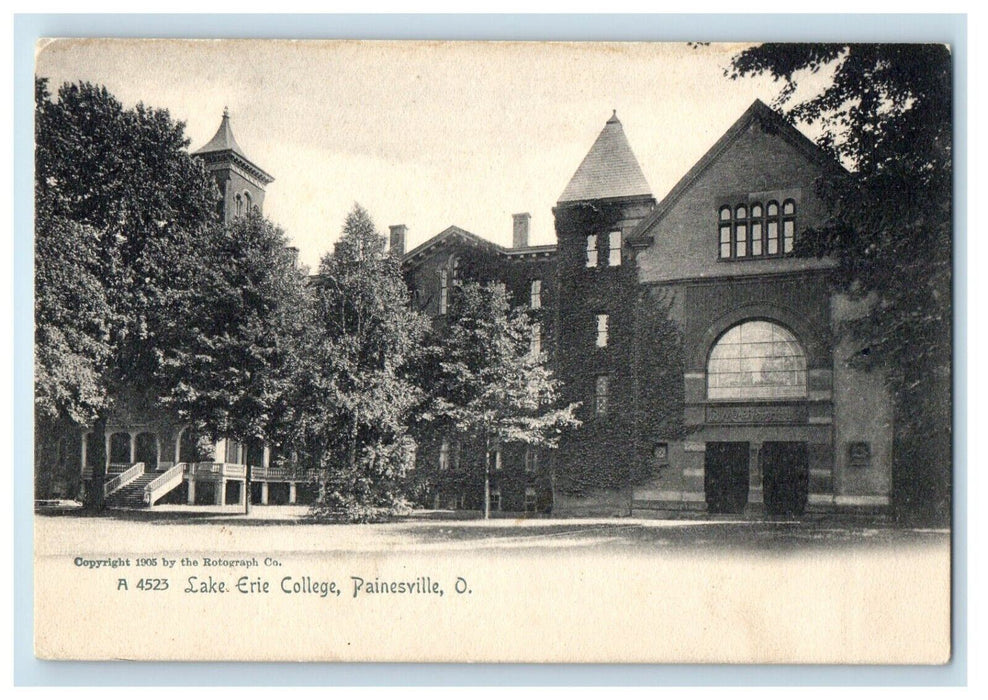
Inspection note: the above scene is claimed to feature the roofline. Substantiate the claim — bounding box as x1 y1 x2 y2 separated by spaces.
401 226 557 268
553 193 657 212
627 99 849 243
195 148 275 185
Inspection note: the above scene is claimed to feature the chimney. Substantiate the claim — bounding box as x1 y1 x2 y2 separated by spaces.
512 213 530 249
389 224 407 257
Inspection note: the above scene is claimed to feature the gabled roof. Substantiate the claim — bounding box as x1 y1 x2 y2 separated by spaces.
194 109 274 185
402 225 556 267
628 99 848 244
195 108 247 158
558 111 653 204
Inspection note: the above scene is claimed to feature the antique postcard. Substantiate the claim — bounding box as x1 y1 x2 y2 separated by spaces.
32 39 952 663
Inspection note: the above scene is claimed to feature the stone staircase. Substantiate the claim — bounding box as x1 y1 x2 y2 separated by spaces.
105 473 160 509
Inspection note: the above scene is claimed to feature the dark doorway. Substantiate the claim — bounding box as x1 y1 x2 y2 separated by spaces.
135 433 157 470
761 442 809 517
225 480 243 506
705 442 750 514
109 433 131 464
179 427 213 463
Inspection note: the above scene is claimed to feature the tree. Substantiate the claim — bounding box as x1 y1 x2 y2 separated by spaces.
155 211 311 512
727 44 952 524
415 280 579 519
293 204 428 522
34 78 218 507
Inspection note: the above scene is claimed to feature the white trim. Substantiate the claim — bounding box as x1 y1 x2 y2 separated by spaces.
808 494 835 506
835 495 890 507
682 468 704 478
682 491 706 502
808 416 833 424
683 442 706 452
684 372 705 380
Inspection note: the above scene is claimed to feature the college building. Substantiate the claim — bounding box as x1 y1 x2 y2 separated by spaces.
47 99 893 517
401 100 892 517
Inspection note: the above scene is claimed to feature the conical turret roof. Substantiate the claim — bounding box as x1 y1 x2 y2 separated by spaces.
558 111 652 204
195 107 247 158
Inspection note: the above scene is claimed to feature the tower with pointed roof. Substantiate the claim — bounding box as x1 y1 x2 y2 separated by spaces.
194 108 274 224
551 112 656 508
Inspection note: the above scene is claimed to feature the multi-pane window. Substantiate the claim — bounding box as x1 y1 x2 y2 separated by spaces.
524 487 537 512
490 488 501 512
596 314 609 348
586 235 598 267
530 279 542 309
707 320 807 400
439 268 448 314
530 323 542 356
524 446 539 473
718 199 797 260
595 375 610 416
438 440 450 471
608 231 622 266
490 445 502 471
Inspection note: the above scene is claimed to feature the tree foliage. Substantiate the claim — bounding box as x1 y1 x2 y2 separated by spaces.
414 280 580 517
34 78 218 506
156 211 311 452
293 204 428 521
728 44 952 523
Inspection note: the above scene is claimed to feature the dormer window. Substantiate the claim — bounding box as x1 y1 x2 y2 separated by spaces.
718 197 797 260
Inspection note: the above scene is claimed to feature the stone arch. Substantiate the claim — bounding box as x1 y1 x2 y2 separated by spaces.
135 432 159 469
109 432 131 464
688 302 829 372
178 425 213 463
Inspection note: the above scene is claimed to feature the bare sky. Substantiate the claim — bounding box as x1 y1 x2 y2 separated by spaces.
35 40 823 270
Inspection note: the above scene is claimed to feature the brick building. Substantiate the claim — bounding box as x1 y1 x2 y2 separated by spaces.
401 100 893 517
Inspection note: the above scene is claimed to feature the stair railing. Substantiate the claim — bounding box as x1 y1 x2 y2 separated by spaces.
143 463 187 506
104 462 145 498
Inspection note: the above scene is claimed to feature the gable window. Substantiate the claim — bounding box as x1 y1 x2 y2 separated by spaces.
595 375 610 416
530 323 542 356
439 268 448 315
596 314 609 348
707 320 807 400
718 198 797 260
608 230 622 266
586 235 598 268
530 279 542 309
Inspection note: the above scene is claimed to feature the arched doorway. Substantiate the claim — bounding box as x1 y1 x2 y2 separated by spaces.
135 432 158 470
178 427 213 463
109 433 131 464
704 320 810 515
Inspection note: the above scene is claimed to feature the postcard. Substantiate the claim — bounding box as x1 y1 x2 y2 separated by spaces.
32 39 952 663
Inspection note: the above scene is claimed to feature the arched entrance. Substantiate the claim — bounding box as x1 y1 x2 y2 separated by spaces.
109 433 131 464
135 432 158 470
178 427 213 463
704 320 811 516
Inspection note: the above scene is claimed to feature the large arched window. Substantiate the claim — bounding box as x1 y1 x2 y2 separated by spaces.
707 320 807 400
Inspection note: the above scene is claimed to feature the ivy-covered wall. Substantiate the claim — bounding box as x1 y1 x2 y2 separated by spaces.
552 196 658 504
